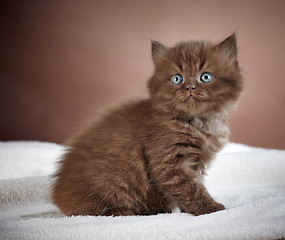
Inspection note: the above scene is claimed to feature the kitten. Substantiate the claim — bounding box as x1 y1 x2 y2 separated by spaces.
52 34 243 216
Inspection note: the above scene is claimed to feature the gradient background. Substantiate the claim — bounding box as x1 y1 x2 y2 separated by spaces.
1 0 285 149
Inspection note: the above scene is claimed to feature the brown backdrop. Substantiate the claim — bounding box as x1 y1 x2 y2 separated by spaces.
1 0 285 149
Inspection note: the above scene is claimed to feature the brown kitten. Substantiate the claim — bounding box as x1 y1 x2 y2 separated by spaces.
52 34 244 216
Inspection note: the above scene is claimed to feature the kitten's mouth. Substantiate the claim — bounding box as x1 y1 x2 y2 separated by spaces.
183 92 201 104
188 93 196 100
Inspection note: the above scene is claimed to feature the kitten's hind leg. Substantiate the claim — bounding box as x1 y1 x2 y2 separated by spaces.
100 206 135 216
93 187 150 216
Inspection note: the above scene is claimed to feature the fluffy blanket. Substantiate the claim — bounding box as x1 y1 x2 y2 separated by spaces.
0 141 285 240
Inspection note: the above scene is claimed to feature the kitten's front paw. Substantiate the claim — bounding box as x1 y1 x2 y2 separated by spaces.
209 202 225 213
195 202 225 216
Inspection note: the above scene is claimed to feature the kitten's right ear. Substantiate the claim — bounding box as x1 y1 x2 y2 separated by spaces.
216 34 238 66
151 40 168 65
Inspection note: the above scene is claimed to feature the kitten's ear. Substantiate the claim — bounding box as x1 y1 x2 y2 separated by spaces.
216 34 238 66
151 40 168 65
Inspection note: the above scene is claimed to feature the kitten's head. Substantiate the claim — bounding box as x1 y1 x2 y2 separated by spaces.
148 34 244 118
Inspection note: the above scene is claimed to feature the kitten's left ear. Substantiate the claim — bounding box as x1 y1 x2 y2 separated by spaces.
216 34 238 66
151 40 168 65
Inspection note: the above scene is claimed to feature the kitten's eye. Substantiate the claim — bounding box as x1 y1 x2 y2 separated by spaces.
200 72 213 83
171 74 184 85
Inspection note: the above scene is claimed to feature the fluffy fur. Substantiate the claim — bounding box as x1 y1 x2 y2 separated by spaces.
52 34 244 216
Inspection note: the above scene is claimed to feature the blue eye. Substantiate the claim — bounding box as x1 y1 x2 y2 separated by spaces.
200 72 213 83
171 74 183 85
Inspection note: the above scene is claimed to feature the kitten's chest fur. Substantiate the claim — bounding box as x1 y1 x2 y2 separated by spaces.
144 109 229 178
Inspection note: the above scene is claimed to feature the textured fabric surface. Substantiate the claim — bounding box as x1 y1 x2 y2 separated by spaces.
0 141 285 239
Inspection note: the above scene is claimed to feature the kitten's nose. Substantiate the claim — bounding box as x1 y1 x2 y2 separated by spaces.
186 85 196 91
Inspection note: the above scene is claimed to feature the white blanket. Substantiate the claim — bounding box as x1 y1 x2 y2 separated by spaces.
0 141 285 239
